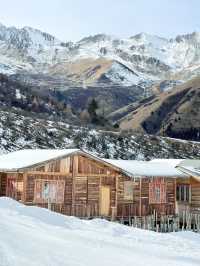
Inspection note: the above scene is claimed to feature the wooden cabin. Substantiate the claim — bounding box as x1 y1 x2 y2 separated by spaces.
175 160 200 216
0 149 185 221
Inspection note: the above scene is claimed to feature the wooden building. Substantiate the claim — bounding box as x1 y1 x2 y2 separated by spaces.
175 160 200 216
0 149 186 221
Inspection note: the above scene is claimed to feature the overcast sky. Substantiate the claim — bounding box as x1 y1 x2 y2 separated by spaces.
0 0 199 41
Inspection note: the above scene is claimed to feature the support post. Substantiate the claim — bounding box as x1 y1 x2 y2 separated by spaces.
22 173 27 203
72 155 78 216
139 179 142 217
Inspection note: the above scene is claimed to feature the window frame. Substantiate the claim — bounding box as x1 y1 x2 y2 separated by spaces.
176 184 191 203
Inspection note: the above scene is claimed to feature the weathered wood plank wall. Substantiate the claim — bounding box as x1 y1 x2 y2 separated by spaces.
0 154 178 220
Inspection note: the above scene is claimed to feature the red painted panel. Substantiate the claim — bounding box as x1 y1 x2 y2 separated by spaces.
149 178 167 204
34 180 65 204
6 176 17 199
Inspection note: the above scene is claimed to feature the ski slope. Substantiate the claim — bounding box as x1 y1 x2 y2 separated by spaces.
0 197 200 266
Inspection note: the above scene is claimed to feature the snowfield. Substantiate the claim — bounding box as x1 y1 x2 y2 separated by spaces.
0 198 200 266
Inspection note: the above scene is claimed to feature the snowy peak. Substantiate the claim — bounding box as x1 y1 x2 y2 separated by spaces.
130 32 168 46
78 34 113 45
0 22 61 51
22 26 61 46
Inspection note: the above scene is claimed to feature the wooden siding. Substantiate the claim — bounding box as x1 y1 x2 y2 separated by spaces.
116 177 176 218
190 178 200 211
0 173 7 197
0 173 23 201
0 153 177 220
176 177 200 214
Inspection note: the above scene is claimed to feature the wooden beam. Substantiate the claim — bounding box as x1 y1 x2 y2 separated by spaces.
174 178 177 214
25 171 121 178
76 174 117 178
71 155 78 216
22 173 27 203
139 179 142 217
112 174 118 221
99 175 102 216
25 171 73 176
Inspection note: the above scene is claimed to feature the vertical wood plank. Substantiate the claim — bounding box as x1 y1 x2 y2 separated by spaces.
139 179 142 217
174 178 177 214
22 173 27 203
72 155 78 215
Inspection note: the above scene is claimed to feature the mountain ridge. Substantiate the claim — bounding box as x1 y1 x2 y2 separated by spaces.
1 22 200 87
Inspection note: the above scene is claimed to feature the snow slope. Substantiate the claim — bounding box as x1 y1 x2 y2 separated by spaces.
0 197 200 266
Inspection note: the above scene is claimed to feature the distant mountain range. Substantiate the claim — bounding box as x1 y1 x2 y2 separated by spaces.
1 22 200 88
0 22 199 147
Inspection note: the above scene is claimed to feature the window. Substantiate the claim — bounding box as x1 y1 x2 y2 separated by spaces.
176 185 190 202
34 180 65 204
155 187 161 202
149 178 166 204
124 181 134 200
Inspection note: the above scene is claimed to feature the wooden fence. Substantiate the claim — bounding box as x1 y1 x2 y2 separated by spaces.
119 210 200 233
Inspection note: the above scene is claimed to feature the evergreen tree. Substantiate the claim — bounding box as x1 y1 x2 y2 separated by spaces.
87 98 98 123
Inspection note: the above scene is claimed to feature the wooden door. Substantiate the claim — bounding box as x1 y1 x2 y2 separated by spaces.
100 186 110 216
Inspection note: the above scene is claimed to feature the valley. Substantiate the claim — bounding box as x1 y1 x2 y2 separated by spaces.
0 22 199 151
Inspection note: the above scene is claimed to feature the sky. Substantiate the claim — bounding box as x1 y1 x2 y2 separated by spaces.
0 0 199 41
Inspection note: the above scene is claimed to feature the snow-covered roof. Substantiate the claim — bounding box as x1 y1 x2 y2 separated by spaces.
104 159 186 178
176 160 200 179
0 149 79 171
0 149 191 177
151 159 184 166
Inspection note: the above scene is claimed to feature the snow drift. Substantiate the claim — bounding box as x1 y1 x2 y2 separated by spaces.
0 197 200 266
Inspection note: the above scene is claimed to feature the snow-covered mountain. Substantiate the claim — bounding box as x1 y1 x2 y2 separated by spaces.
1 23 200 87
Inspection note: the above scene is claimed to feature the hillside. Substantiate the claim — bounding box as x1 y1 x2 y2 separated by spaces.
0 197 200 266
0 72 145 118
118 77 200 141
49 58 141 86
0 73 80 122
0 108 199 160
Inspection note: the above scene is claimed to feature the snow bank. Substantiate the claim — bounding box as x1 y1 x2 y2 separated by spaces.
0 197 200 266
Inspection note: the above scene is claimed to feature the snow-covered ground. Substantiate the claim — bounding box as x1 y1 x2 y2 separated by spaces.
0 198 200 266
